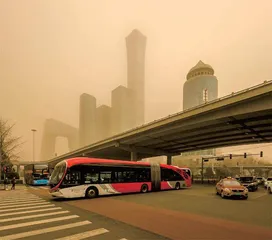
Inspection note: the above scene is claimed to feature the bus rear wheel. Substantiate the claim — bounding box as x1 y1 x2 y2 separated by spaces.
85 187 98 199
140 184 148 193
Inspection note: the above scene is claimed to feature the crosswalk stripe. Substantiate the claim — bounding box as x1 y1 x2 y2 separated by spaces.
0 215 80 231
1 220 91 240
0 204 55 213
0 195 39 199
0 207 62 217
0 199 46 206
0 198 42 203
0 211 70 223
0 196 40 201
0 202 50 209
54 228 109 240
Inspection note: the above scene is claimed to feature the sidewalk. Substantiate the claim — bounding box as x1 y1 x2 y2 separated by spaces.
0 184 27 192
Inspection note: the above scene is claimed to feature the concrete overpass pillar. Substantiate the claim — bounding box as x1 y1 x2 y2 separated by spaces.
167 155 172 165
130 151 138 161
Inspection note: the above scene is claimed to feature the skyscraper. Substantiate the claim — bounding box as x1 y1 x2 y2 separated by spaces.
126 29 146 127
96 105 111 141
79 93 97 147
111 86 134 135
183 60 218 156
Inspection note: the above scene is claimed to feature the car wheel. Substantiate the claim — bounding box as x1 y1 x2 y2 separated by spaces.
216 189 219 195
244 196 248 200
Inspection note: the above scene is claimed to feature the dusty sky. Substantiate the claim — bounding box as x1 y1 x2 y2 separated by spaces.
0 0 271 162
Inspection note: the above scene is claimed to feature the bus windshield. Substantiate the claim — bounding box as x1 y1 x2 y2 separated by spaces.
49 162 66 185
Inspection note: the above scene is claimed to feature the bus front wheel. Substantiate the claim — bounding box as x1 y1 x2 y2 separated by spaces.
85 187 98 199
175 182 180 190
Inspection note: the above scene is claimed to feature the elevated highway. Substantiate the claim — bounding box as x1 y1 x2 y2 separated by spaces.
47 80 272 167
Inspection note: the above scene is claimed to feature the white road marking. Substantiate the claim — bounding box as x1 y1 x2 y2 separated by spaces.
0 203 55 213
54 228 109 240
0 207 62 217
40 187 49 189
0 199 45 206
1 221 91 240
0 196 40 201
0 215 80 231
0 201 50 209
251 193 268 199
0 196 39 200
0 211 69 223
119 238 129 240
0 198 42 204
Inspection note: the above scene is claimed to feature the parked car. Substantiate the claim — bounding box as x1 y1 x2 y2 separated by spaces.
239 176 258 191
256 177 265 185
267 182 272 194
216 177 248 199
264 177 272 189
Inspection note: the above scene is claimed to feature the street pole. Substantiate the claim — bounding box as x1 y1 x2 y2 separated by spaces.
201 157 204 184
31 129 37 162
0 141 2 183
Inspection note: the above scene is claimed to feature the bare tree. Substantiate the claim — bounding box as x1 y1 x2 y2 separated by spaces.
0 119 24 179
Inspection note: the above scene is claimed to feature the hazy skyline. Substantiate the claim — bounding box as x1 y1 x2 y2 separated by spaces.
1 1 272 161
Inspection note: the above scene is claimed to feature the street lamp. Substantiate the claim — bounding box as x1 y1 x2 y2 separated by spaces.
31 129 37 162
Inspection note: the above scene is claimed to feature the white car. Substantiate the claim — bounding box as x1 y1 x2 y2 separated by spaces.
267 182 272 194
264 177 272 189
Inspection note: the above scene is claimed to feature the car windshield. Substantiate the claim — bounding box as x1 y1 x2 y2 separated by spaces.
223 180 241 186
267 178 272 181
240 177 253 182
49 162 66 185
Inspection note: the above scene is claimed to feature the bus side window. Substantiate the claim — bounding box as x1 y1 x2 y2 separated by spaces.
84 172 99 184
62 171 81 186
100 171 112 183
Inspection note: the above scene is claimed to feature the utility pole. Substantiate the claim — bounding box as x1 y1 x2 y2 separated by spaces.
0 140 2 183
31 129 37 162
201 157 204 184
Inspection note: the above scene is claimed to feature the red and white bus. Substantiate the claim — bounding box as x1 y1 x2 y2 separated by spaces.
49 157 192 199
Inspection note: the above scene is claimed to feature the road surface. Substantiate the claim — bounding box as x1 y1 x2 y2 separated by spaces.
0 184 271 240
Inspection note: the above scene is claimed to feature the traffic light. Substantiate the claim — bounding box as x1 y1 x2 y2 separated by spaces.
230 154 232 159
244 153 247 158
260 151 263 157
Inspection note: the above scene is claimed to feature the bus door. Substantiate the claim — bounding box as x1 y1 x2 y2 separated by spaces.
150 163 161 191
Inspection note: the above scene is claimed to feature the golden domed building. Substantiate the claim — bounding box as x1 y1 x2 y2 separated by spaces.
183 60 218 110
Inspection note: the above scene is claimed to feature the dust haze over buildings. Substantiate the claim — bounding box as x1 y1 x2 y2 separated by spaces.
0 1 272 162
41 29 146 160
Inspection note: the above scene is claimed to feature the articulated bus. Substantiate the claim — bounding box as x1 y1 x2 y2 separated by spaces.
24 164 49 185
49 157 192 199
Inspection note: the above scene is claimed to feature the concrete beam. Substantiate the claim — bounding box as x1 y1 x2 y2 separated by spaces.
115 142 179 156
